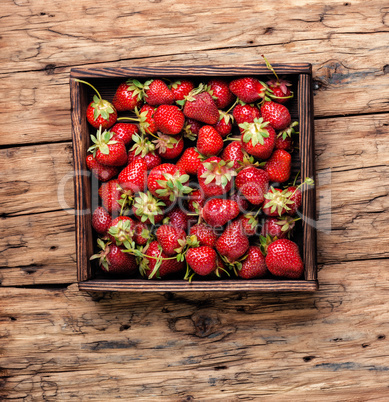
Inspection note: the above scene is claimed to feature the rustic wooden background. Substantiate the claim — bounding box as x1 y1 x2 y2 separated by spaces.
1 0 389 400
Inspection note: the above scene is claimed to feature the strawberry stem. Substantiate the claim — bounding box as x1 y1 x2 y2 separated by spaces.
261 54 279 82
74 79 102 101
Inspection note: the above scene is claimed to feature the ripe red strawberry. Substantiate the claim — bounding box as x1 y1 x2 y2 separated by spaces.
141 240 184 279
266 78 292 104
197 125 224 156
91 240 137 276
147 163 191 202
238 246 267 279
164 207 189 231
260 101 291 131
183 89 219 125
197 156 236 198
233 104 261 128
190 223 218 248
154 134 184 159
207 79 235 109
229 77 269 103
112 80 143 111
213 111 233 137
108 216 136 247
235 167 269 205
156 224 186 256
286 186 302 216
236 213 259 236
216 220 249 262
127 148 161 171
221 141 245 170
98 179 123 215
202 198 240 227
187 189 206 213
262 187 294 217
110 123 139 146
240 118 276 160
138 104 157 135
132 191 166 225
264 149 292 183
261 216 295 239
183 118 202 141
86 154 119 182
86 96 117 129
230 192 249 212
275 135 293 151
133 221 150 246
170 80 195 101
176 147 203 175
143 79 174 106
91 207 112 235
186 246 217 276
154 105 185 135
265 239 304 279
118 159 147 194
88 127 127 167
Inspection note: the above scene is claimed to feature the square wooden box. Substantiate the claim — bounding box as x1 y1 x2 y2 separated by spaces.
70 64 318 292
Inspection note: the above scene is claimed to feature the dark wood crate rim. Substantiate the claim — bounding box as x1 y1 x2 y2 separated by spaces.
70 64 317 293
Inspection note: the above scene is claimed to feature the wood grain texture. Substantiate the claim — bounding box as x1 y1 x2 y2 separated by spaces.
1 259 389 400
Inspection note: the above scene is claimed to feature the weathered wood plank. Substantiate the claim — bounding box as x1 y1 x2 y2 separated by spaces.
1 260 389 400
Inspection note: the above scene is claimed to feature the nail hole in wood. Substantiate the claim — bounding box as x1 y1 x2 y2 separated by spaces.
303 356 315 362
377 334 386 340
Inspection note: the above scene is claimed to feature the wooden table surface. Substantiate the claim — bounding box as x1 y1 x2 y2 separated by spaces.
1 0 389 400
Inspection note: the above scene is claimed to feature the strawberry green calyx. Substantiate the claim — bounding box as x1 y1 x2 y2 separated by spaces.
133 191 165 225
152 133 178 154
240 118 271 146
131 133 155 157
91 95 115 121
278 121 299 140
200 159 236 188
176 83 206 106
263 186 294 216
90 238 110 271
125 78 144 102
88 126 117 157
108 220 134 249
155 172 192 202
258 234 273 256
218 109 234 125
274 215 297 233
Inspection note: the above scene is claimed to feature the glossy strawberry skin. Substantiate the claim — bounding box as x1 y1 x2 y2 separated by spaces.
170 80 195 101
112 82 142 111
197 125 224 156
140 104 157 135
110 123 139 146
156 225 186 256
86 154 119 182
166 207 190 231
260 101 291 131
143 241 184 278
118 159 147 193
184 118 202 138
156 135 184 159
229 77 267 103
275 135 293 151
229 192 250 213
91 207 112 235
238 246 267 279
235 167 269 205
233 104 261 128
98 179 123 215
154 105 185 135
176 147 203 176
133 221 150 246
264 149 292 183
241 124 276 160
208 79 235 109
186 246 217 276
202 198 240 227
96 138 128 167
261 217 289 239
187 189 206 213
267 79 292 104
145 79 174 106
265 239 304 279
190 223 218 248
216 220 249 262
101 244 137 276
86 102 117 130
236 214 258 237
221 141 245 170
183 92 219 125
213 115 232 137
127 149 161 171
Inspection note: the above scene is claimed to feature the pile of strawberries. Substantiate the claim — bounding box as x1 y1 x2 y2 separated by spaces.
79 64 313 282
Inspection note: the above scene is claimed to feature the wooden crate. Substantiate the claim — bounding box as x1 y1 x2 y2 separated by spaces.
70 65 317 292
